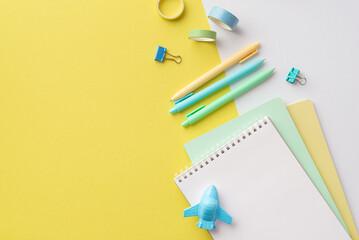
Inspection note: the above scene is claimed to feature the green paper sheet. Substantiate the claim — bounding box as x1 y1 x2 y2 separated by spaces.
184 97 348 233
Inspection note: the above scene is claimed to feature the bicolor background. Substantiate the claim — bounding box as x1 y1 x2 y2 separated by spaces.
1 0 359 239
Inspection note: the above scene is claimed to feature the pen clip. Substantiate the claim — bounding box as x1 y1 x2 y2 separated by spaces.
186 105 205 118
174 93 194 105
239 49 258 63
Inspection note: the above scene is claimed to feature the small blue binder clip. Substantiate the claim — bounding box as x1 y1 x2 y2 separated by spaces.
286 67 307 85
154 46 182 64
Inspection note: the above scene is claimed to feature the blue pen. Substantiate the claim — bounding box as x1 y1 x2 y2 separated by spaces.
169 59 264 114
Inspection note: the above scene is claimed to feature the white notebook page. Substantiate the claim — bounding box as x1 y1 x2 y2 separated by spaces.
175 117 350 240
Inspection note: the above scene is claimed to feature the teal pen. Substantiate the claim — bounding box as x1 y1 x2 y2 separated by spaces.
182 68 275 127
170 59 264 114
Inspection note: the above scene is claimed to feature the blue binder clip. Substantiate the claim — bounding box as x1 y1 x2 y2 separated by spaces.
286 67 306 85
154 46 182 64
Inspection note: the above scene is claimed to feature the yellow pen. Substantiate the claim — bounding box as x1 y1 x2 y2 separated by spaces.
170 42 260 101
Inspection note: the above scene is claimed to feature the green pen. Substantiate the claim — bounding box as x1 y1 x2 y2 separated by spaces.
182 68 275 127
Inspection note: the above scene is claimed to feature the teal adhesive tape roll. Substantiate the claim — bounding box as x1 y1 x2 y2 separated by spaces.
188 29 217 42
208 6 239 31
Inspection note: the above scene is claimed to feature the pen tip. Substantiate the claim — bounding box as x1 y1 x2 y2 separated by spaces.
169 107 177 114
182 120 190 127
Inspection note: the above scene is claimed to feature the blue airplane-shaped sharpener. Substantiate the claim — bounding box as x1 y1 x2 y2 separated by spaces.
183 185 232 230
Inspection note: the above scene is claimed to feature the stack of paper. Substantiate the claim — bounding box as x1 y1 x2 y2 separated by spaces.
175 98 358 239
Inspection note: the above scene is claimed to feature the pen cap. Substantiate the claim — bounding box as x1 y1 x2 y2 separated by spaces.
227 42 260 64
239 49 258 63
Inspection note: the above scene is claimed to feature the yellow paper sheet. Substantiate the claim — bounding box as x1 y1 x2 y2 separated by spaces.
287 100 359 240
0 1 238 239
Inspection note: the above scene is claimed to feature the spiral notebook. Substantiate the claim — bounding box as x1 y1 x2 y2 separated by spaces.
184 98 347 232
175 117 350 240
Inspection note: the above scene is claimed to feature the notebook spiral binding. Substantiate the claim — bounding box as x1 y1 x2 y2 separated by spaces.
174 116 270 184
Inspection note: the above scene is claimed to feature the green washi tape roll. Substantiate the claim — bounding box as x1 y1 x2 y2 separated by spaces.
188 29 217 42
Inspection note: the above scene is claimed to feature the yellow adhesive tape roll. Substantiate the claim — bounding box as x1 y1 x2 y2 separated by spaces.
157 0 184 20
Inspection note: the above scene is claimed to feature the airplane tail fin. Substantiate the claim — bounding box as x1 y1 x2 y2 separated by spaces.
197 220 216 230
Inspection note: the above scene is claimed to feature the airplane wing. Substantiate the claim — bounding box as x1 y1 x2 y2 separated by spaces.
183 203 200 217
217 206 232 224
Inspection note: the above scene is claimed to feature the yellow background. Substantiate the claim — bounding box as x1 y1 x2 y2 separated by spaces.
0 0 239 239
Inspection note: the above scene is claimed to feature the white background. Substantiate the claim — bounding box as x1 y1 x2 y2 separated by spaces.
202 0 359 228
